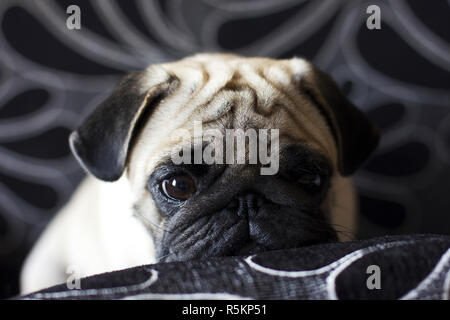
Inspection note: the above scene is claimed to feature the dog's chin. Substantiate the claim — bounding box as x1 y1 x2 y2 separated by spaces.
155 198 338 262
156 219 338 263
233 241 268 256
157 240 269 262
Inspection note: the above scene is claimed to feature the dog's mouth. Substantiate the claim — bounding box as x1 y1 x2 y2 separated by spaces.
155 200 339 262
233 240 268 256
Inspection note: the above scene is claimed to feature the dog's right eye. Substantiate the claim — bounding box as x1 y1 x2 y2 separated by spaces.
160 175 196 201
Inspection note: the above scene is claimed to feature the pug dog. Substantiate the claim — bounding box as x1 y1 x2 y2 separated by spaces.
20 53 379 293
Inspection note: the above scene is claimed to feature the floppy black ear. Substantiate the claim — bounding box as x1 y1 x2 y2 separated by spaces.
69 71 177 181
300 66 379 176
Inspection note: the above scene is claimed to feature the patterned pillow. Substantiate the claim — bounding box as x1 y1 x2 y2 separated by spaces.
19 234 450 300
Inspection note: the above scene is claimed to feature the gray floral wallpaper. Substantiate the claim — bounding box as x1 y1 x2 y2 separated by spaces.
0 0 449 298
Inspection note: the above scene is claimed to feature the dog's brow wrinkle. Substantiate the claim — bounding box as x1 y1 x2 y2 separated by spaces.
190 63 210 95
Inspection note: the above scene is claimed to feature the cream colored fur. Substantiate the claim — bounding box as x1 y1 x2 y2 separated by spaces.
21 54 356 294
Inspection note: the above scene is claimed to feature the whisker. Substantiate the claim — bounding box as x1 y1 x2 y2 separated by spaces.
132 210 172 234
155 250 178 262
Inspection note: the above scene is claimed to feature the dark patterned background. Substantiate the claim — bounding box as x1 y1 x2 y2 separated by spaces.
0 0 449 298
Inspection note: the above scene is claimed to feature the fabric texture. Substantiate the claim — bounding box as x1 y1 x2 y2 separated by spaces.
19 234 450 300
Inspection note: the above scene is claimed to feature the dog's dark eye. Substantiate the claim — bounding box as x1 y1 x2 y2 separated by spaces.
161 175 196 201
298 174 322 189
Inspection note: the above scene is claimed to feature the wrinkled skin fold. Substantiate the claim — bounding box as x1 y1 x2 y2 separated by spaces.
146 145 338 262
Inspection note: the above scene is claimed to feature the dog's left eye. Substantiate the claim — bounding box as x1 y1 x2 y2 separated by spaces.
161 175 196 201
298 174 322 189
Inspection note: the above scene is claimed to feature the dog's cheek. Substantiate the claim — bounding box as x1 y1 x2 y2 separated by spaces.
255 205 337 248
249 205 304 248
131 194 166 243
157 209 246 262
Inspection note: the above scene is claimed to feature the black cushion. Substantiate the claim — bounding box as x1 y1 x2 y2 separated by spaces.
19 234 450 300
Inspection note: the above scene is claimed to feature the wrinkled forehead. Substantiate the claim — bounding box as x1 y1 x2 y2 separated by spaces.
162 54 309 98
128 55 337 181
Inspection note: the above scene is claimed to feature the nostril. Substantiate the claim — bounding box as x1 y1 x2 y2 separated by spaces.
242 192 266 209
230 191 267 218
245 194 258 209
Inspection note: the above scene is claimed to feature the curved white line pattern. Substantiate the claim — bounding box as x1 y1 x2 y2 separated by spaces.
389 0 450 71
401 249 450 300
444 266 450 300
21 239 449 300
27 269 158 300
246 241 411 299
122 292 252 300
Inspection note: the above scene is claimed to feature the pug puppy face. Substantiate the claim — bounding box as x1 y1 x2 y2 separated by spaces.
70 54 379 262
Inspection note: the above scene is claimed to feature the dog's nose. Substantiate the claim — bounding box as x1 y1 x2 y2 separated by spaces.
228 191 270 255
233 192 265 219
